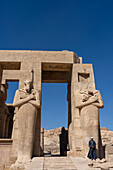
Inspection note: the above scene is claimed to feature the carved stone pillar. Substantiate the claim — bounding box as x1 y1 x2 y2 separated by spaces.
68 63 103 158
67 83 71 127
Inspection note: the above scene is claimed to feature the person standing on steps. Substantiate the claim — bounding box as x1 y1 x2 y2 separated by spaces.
89 137 96 160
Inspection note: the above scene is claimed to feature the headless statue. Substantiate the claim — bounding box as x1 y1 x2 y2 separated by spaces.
13 80 40 163
75 89 104 157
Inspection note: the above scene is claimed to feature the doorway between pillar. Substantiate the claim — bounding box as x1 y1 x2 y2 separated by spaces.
41 63 72 157
41 83 68 156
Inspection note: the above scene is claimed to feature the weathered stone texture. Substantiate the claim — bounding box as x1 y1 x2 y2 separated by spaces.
0 139 12 165
0 50 105 168
105 145 113 162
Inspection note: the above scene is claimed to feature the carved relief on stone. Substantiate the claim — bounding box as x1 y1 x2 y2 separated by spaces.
78 73 90 83
75 89 104 109
77 71 91 90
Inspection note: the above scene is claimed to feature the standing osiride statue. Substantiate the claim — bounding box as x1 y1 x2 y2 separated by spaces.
13 79 40 164
75 89 104 157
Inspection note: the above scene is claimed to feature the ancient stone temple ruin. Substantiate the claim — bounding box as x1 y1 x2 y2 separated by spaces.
0 50 104 169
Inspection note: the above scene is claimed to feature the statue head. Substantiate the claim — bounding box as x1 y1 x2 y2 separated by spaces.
24 80 32 93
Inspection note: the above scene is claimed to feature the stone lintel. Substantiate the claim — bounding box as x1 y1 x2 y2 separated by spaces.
0 62 21 70
0 50 80 64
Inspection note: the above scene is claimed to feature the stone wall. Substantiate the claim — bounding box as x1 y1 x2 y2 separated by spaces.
0 139 12 166
105 145 113 162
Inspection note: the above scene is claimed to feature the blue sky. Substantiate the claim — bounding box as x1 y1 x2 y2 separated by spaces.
1 0 113 130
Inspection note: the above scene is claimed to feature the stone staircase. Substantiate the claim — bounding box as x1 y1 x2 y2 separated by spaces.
43 156 77 170
3 156 77 170
2 156 105 170
25 157 44 170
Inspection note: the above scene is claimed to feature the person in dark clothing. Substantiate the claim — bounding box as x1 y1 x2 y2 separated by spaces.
89 137 96 160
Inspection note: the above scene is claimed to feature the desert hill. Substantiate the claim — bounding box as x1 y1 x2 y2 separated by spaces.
44 127 113 154
101 127 113 145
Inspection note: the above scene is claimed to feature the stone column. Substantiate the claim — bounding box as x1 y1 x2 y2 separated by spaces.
67 83 71 127
0 65 2 87
68 63 103 158
67 83 72 152
33 108 41 156
40 128 44 156
0 65 3 124
60 127 68 156
0 83 8 138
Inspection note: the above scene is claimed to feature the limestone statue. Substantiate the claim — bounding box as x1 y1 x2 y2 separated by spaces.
75 89 104 157
13 80 40 164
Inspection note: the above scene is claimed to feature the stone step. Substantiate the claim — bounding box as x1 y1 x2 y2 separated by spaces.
44 167 76 169
43 167 77 170
44 165 75 168
4 167 10 170
44 165 76 167
44 161 73 163
43 157 77 170
44 162 74 164
25 157 44 170
5 157 77 170
44 165 75 167
44 166 75 169
44 160 74 162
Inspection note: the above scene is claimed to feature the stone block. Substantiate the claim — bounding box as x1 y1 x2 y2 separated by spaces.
106 145 113 154
105 145 113 162
0 139 12 166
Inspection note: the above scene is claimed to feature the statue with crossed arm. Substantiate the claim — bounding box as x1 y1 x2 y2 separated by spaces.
13 80 40 164
75 89 104 157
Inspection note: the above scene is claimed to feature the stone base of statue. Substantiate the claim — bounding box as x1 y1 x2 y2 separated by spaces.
10 163 25 170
